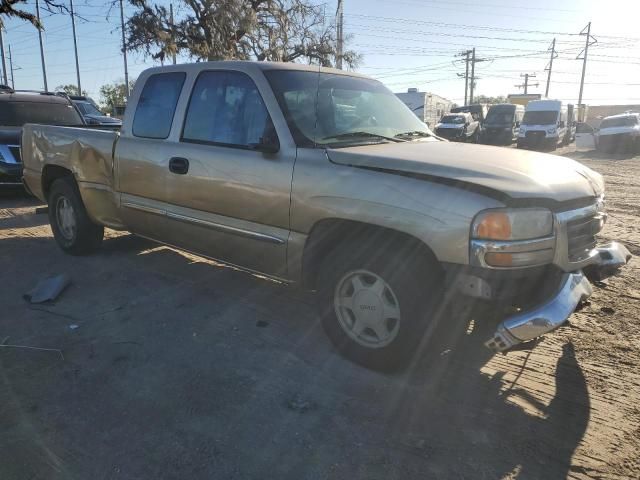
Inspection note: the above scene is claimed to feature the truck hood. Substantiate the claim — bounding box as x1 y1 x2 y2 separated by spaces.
326 141 604 205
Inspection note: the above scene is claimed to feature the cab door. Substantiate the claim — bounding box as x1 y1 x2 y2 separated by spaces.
575 122 596 150
160 69 296 279
116 71 187 238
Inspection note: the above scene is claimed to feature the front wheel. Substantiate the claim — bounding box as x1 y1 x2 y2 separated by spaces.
317 242 441 371
48 177 104 255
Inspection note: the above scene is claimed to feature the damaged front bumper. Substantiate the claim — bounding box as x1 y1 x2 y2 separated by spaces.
485 242 632 353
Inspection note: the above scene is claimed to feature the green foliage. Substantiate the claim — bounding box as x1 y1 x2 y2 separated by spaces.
0 1 68 28
473 95 508 105
99 79 136 110
55 84 87 96
125 0 360 68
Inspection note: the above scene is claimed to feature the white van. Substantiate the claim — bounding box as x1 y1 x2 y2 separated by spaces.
517 100 572 151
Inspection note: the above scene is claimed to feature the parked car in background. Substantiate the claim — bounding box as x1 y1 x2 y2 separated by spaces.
21 61 630 368
435 112 479 142
517 100 574 151
0 86 84 187
71 96 122 126
480 103 524 145
451 104 487 125
597 113 640 153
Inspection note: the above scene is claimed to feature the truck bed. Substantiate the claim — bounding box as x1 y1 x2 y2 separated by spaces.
22 124 119 199
22 124 125 228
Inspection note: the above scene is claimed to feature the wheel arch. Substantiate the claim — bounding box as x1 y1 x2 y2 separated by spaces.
301 218 442 290
42 165 75 200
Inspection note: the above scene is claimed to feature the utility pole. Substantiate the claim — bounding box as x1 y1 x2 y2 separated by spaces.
544 38 556 98
336 0 344 69
468 48 486 104
70 0 82 94
170 3 176 65
0 23 7 85
119 0 130 97
456 49 472 105
35 0 48 91
515 73 538 94
577 22 596 108
8 44 14 89
469 48 476 104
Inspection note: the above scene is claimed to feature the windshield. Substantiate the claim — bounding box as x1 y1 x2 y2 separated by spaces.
0 101 83 126
75 101 103 116
440 115 465 124
522 110 558 125
264 70 432 147
485 106 515 125
600 116 638 128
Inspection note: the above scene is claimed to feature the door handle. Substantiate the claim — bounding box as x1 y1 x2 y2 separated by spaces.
169 157 189 175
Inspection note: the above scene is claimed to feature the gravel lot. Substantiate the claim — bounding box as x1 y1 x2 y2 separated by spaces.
1 147 639 480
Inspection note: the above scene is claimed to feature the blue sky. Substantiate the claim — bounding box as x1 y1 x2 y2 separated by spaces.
1 0 639 105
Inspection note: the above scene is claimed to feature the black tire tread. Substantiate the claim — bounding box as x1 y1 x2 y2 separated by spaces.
48 177 104 255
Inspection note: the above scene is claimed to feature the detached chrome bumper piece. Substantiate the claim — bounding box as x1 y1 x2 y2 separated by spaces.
485 241 631 353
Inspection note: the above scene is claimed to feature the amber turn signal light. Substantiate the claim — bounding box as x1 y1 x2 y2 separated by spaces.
475 212 512 240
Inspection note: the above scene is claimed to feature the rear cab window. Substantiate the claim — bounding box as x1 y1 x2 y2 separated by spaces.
132 72 186 139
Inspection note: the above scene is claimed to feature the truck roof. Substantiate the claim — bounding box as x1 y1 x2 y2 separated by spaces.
525 99 563 111
0 91 73 104
603 112 639 120
140 60 371 79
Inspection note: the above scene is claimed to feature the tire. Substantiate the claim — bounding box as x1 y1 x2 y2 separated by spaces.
48 177 104 255
317 239 442 371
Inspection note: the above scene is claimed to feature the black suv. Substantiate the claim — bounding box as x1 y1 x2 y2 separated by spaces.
0 86 84 186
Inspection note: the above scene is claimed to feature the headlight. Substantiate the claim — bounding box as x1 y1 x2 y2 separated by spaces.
547 127 557 134
472 208 554 241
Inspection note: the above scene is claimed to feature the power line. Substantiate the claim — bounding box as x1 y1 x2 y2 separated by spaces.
346 13 640 41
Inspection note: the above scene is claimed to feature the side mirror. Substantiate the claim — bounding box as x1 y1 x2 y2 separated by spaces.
558 121 566 128
515 121 520 127
249 120 280 154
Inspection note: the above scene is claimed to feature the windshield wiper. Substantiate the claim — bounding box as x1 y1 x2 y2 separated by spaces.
322 131 405 142
395 130 433 139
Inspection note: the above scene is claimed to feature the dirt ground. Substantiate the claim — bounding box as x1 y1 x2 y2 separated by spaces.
1 146 639 480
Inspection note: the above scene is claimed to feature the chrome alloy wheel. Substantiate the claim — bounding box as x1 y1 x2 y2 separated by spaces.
56 196 77 241
333 270 401 348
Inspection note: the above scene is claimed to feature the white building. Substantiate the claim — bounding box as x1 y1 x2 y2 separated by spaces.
395 88 452 129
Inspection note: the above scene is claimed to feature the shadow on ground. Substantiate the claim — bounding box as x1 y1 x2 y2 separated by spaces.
0 232 590 479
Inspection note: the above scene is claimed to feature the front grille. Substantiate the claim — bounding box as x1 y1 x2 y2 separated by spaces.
525 131 545 140
9 146 21 163
436 128 461 139
566 213 603 261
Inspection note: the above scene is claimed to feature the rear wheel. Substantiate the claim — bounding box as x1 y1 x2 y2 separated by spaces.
317 241 441 371
48 177 104 255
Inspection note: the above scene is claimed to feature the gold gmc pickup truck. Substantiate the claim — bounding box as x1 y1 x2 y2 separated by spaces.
21 61 631 369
